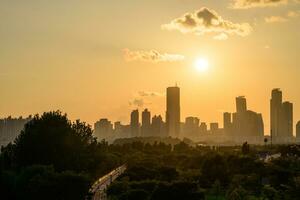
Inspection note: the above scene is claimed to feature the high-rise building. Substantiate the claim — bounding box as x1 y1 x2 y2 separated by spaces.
270 88 282 139
210 123 219 132
141 109 151 137
296 121 300 142
280 102 293 138
183 117 199 139
151 115 166 137
185 117 199 128
166 86 180 138
0 116 31 147
94 118 113 140
232 96 264 144
270 89 294 143
199 122 207 133
130 109 140 137
223 112 232 134
236 96 247 113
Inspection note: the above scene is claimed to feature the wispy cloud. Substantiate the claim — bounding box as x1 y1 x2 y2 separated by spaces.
287 10 300 17
265 16 288 23
123 49 185 63
129 98 145 107
161 7 252 39
137 91 164 97
265 10 300 23
213 33 229 40
231 0 288 9
129 91 164 108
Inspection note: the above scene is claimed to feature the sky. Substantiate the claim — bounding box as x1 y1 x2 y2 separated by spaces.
0 0 300 134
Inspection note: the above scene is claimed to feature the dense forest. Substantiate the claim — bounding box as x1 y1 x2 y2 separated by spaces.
107 143 300 200
1 111 300 200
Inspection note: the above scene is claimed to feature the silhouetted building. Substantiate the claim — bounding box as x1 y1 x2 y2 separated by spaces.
114 121 122 132
114 121 129 138
130 109 140 137
141 109 151 137
183 117 199 139
151 115 166 137
232 96 264 144
94 118 113 140
166 86 180 138
0 116 31 147
236 96 247 113
223 112 232 135
297 121 300 143
199 122 207 133
270 88 282 141
270 89 293 143
210 123 219 133
280 102 293 139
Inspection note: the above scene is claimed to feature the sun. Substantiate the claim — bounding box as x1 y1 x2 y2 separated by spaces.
195 58 209 72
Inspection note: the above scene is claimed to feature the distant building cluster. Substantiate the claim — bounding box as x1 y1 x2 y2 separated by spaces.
0 116 31 147
95 86 300 145
94 86 180 142
270 89 294 144
182 96 264 144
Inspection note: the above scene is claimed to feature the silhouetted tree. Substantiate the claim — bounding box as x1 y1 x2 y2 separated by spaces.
242 142 250 155
9 111 101 172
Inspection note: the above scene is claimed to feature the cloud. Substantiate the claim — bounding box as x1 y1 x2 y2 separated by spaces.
265 16 288 23
161 7 252 38
129 91 164 108
265 10 300 23
138 91 164 97
123 49 185 63
287 10 300 17
213 33 229 40
129 98 144 107
231 0 288 9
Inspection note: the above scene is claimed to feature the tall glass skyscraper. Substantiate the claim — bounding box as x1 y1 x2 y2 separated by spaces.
166 86 180 138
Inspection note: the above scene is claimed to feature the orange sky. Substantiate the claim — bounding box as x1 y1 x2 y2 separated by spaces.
0 0 300 135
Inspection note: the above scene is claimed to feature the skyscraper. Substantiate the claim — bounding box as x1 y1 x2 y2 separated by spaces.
94 118 113 140
151 115 166 137
280 102 293 138
199 122 208 133
270 89 282 139
130 109 139 137
210 123 219 132
232 96 264 143
270 89 293 143
236 96 247 113
183 117 199 139
296 121 300 142
141 109 151 137
166 86 180 138
223 112 232 134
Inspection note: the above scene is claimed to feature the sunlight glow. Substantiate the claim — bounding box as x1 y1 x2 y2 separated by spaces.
195 58 209 72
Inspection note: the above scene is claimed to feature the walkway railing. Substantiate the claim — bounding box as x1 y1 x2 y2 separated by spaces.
89 165 127 200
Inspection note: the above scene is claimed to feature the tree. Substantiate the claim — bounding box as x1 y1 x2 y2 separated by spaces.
200 154 229 186
9 111 101 172
15 165 90 200
264 138 268 147
242 142 250 155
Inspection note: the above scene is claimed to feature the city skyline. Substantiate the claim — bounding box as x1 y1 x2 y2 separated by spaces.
1 1 300 136
1 86 299 137
89 86 299 145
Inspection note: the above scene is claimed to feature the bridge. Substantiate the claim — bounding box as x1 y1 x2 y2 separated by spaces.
90 165 127 200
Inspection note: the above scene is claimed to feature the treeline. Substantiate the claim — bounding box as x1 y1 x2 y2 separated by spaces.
0 111 121 200
107 142 300 200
